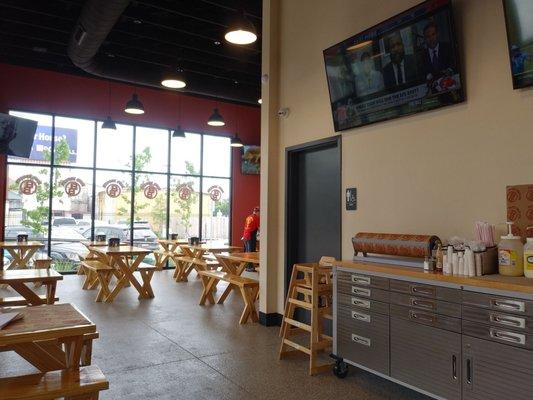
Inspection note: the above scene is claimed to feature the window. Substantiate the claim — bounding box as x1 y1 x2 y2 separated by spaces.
4 110 233 273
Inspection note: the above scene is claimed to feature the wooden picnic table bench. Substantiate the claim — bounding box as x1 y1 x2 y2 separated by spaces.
0 269 62 306
0 364 109 400
197 270 259 324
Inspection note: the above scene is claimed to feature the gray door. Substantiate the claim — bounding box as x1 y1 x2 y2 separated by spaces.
285 136 341 292
463 335 533 400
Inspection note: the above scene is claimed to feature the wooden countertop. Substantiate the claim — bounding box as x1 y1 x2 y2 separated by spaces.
335 259 533 298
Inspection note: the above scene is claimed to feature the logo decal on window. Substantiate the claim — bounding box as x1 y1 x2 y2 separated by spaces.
207 185 224 202
141 181 161 200
103 179 125 198
16 175 41 195
176 183 194 201
60 177 85 197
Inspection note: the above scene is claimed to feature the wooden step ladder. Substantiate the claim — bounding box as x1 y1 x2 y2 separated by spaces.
279 257 335 375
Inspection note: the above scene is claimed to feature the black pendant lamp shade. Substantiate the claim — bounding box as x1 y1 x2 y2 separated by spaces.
124 93 145 114
161 70 187 89
230 135 244 147
225 10 257 45
173 125 185 138
207 108 225 126
101 116 117 131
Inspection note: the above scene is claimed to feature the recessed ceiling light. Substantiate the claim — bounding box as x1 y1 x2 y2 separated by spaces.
214 40 221 46
133 19 142 24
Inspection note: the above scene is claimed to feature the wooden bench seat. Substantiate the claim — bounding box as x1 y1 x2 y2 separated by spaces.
197 270 259 324
0 295 59 307
0 365 108 400
0 269 62 306
81 261 115 302
135 262 156 299
32 255 53 270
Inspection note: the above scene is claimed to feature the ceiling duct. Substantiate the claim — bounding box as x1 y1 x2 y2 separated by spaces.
67 0 259 105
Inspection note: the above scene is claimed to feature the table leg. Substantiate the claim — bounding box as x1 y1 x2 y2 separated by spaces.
95 271 112 302
239 286 259 324
46 281 57 304
140 269 155 298
9 281 46 305
199 277 217 305
64 335 84 370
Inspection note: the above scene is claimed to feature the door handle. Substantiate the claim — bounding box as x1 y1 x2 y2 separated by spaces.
490 328 526 345
351 297 370 309
466 358 473 385
352 287 371 297
452 355 457 380
351 310 371 323
351 275 371 285
410 298 436 310
490 313 526 329
409 310 436 324
492 299 525 313
410 285 435 297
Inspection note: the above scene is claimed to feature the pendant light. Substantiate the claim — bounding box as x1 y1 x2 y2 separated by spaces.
124 93 145 114
230 135 243 147
230 112 244 147
207 108 225 126
161 69 187 89
225 10 257 45
101 82 117 132
173 94 186 138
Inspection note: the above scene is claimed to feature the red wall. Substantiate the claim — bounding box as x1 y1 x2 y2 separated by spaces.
0 63 260 246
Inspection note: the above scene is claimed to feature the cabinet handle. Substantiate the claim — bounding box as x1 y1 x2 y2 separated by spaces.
351 310 371 323
351 297 371 309
410 285 435 296
490 328 526 345
352 287 371 297
466 358 473 385
411 298 435 310
492 299 525 313
351 333 371 347
351 275 371 285
409 310 436 324
452 355 457 380
490 313 526 329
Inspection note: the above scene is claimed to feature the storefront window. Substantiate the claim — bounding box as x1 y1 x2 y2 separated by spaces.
4 111 233 273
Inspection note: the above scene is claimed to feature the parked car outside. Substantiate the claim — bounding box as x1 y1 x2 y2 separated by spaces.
82 224 159 251
52 217 77 227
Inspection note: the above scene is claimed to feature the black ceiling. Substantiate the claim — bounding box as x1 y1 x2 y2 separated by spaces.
0 0 262 105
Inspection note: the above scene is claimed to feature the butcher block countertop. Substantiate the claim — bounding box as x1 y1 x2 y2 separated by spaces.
334 260 533 299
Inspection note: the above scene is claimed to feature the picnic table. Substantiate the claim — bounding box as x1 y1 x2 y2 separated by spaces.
154 239 188 269
0 269 62 306
173 243 241 282
88 245 155 302
0 241 44 270
214 252 260 303
0 303 96 372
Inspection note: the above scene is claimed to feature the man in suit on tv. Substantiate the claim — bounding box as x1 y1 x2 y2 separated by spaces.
382 32 418 89
420 22 455 78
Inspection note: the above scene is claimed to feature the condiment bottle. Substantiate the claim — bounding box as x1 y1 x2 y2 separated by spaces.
523 226 533 279
498 222 524 277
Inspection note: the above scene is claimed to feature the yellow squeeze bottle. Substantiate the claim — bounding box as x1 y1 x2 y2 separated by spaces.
498 222 524 277
524 229 533 279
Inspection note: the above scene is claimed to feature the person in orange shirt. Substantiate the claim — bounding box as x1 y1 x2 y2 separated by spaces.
242 207 260 270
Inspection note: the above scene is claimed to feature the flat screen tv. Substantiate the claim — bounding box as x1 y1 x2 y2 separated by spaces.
503 0 533 89
323 0 464 132
0 113 38 158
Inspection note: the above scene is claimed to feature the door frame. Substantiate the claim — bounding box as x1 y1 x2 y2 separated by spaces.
284 135 342 295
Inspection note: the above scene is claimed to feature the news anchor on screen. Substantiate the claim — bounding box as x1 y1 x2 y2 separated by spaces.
382 32 418 89
419 22 454 77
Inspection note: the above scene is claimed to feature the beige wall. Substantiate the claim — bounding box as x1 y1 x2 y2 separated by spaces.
262 0 533 313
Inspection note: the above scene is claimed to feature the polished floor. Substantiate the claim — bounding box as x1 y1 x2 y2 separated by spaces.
0 270 429 399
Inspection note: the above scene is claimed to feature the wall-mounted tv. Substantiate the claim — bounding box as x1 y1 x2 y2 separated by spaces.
503 0 533 89
323 0 464 132
0 113 38 158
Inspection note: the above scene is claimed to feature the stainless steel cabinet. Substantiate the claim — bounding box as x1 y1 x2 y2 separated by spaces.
391 317 462 400
463 335 533 400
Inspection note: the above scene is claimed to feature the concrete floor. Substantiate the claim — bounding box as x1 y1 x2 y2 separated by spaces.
0 270 430 400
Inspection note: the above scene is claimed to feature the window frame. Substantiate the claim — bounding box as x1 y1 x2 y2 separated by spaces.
5 109 234 273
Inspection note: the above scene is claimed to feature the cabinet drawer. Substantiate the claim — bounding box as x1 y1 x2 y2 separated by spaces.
337 292 390 315
390 304 461 333
337 271 389 290
390 292 461 318
390 280 461 303
462 320 533 350
337 306 389 375
337 281 390 302
391 317 462 400
463 305 533 333
462 291 533 316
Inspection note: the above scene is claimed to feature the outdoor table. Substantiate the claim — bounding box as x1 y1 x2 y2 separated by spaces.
0 241 44 270
89 245 153 302
154 239 188 269
0 269 62 306
214 252 260 303
0 303 96 372
173 243 241 282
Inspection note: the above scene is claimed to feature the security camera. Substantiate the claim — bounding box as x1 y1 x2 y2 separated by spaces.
277 108 290 118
